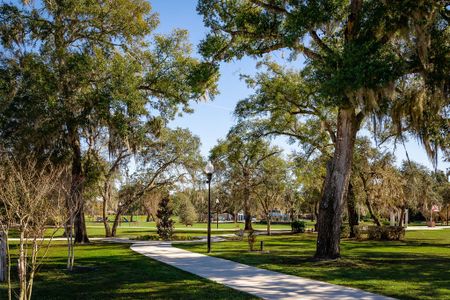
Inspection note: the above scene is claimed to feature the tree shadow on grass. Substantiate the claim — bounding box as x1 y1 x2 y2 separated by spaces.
1 242 256 300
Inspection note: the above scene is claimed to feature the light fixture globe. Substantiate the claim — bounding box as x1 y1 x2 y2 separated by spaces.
204 161 214 175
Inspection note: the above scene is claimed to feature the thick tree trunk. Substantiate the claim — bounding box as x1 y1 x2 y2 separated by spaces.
74 208 89 244
244 212 253 231
315 108 360 259
68 126 89 244
130 213 134 223
399 207 406 227
346 182 359 238
243 185 253 231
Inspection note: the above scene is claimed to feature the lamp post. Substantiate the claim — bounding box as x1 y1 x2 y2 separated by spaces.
204 161 214 253
216 198 220 229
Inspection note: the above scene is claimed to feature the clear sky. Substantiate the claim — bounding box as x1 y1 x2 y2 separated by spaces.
153 0 449 172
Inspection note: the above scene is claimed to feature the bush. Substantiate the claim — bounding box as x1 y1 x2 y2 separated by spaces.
353 225 369 240
291 220 306 233
135 234 198 241
178 198 198 226
340 224 350 238
368 226 405 241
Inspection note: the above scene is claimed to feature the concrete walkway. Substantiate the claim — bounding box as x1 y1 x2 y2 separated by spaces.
130 242 393 300
406 225 449 230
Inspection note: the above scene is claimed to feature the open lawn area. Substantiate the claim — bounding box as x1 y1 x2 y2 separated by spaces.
0 242 256 300
31 218 298 239
176 230 450 300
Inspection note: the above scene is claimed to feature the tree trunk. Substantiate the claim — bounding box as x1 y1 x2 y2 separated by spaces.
130 213 134 223
360 176 382 226
346 182 359 238
102 197 112 237
315 108 360 259
74 203 89 244
68 126 89 244
244 212 253 231
18 230 27 300
111 209 123 237
144 205 151 222
365 195 381 226
267 215 271 236
0 231 6 283
102 182 112 237
243 181 253 231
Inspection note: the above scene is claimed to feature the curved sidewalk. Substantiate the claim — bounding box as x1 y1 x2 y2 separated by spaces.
130 242 393 300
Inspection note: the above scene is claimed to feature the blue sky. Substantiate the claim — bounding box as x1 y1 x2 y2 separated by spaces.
153 1 449 172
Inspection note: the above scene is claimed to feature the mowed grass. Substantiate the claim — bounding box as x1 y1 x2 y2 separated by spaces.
0 242 257 300
176 229 450 300
25 217 296 239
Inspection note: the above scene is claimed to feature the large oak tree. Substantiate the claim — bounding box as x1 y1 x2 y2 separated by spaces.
0 1 216 243
198 0 449 258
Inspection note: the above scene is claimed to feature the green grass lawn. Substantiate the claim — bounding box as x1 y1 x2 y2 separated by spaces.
0 242 256 300
31 217 296 239
176 230 450 300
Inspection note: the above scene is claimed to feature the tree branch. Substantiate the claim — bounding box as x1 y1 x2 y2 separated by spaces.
248 0 288 15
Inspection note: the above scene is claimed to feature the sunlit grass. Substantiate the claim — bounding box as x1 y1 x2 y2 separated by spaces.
0 242 256 300
176 229 450 300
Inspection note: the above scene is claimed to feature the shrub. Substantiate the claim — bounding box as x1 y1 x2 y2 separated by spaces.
178 198 198 226
340 224 350 238
291 220 306 233
368 226 405 241
135 234 199 241
156 197 174 241
353 225 369 240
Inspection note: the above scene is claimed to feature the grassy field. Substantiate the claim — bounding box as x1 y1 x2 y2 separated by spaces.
31 217 297 239
176 230 450 300
0 242 256 300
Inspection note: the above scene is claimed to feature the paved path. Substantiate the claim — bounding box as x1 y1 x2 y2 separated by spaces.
130 242 393 300
405 225 449 230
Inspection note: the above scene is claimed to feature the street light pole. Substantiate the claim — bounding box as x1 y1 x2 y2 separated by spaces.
204 161 214 253
216 198 220 229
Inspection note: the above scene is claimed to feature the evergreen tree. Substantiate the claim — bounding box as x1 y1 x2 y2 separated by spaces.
179 198 198 227
156 197 174 241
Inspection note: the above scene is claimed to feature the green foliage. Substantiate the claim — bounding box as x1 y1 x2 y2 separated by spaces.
340 224 350 238
177 195 198 227
367 226 405 241
199 0 449 163
291 220 306 233
156 197 174 241
135 234 197 241
401 161 443 219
